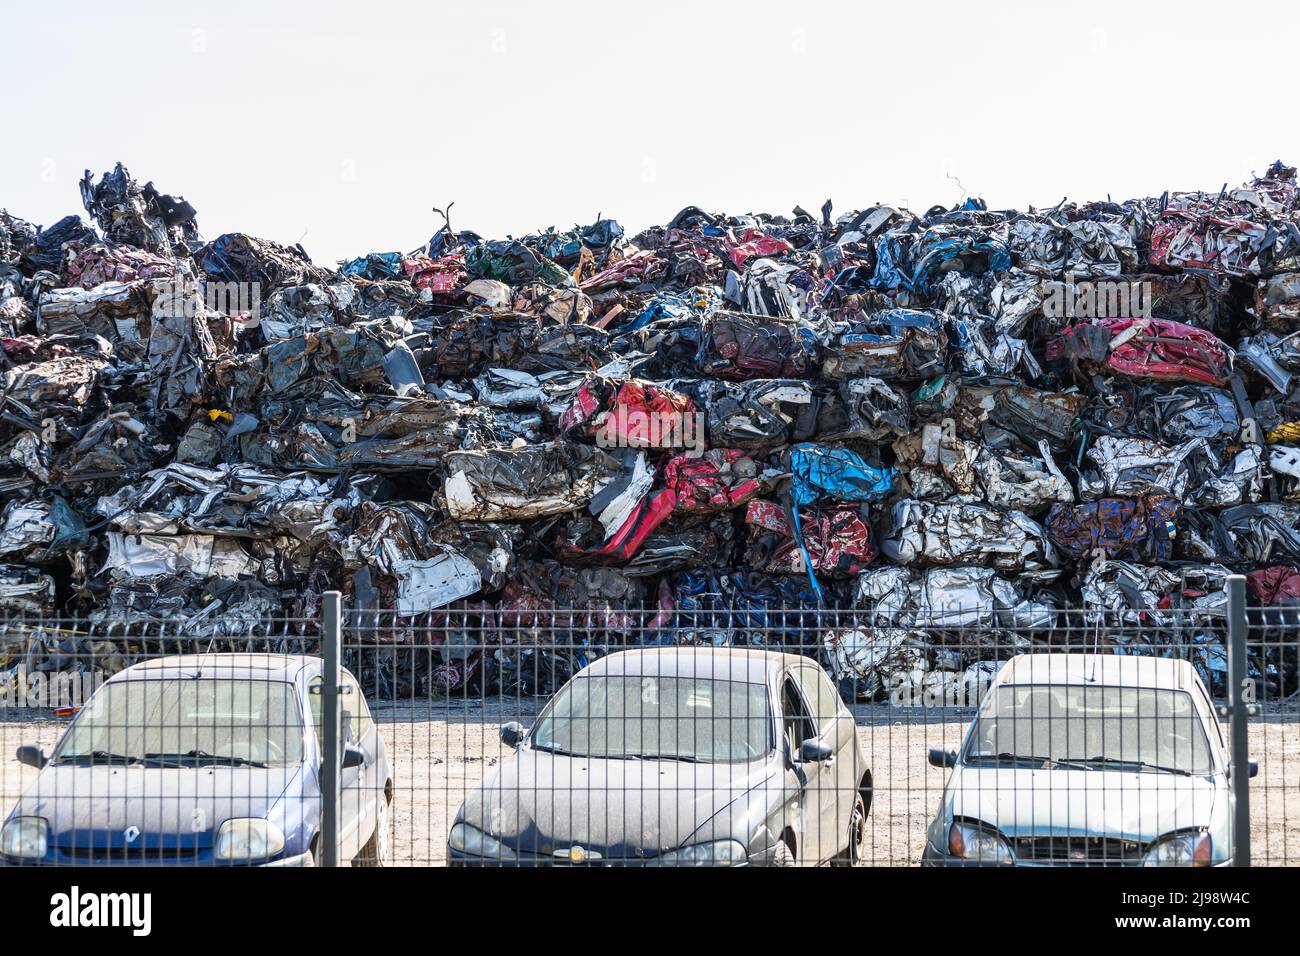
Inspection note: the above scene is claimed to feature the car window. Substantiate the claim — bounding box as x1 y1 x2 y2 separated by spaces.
54 678 304 767
530 676 772 762
781 676 817 753
795 664 842 733
1192 683 1224 749
307 671 373 747
967 684 1213 775
341 672 373 743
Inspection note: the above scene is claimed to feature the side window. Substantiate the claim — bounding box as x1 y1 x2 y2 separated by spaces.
796 665 841 734
307 673 373 746
1194 684 1224 749
781 676 817 753
340 672 373 744
308 678 323 748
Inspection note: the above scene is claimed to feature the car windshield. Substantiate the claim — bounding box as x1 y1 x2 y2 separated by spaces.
53 678 305 768
530 676 772 763
965 684 1213 775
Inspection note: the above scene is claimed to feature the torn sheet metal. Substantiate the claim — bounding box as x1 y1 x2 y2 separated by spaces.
854 565 1058 630
392 550 482 616
745 499 875 577
1046 495 1183 563
1080 434 1262 507
1081 560 1230 628
879 499 1057 571
698 311 814 380
444 443 620 521
102 532 257 579
1050 317 1233 387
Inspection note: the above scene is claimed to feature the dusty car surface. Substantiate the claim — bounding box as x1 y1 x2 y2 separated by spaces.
924 653 1249 867
449 646 871 866
2 653 392 866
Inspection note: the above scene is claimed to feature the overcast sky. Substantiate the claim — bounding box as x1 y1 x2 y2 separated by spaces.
3 0 1298 265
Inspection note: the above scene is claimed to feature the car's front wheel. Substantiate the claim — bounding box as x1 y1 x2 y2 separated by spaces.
832 793 867 867
354 794 390 867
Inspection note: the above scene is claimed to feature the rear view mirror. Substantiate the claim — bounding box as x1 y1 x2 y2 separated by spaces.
928 748 958 768
500 722 526 748
799 739 834 763
16 745 46 769
341 744 366 769
1249 761 1259 779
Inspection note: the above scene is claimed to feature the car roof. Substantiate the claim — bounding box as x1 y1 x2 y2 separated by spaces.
107 653 321 684
582 646 811 684
995 653 1200 692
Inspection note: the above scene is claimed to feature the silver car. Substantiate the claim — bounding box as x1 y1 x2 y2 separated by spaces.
923 653 1252 867
449 647 872 866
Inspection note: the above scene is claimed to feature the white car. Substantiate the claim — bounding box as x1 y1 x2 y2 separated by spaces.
923 653 1253 867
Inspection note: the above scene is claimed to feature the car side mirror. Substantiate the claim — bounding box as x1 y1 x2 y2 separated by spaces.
341 744 366 769
928 748 958 768
500 722 526 748
799 739 833 763
1249 761 1259 779
16 745 46 769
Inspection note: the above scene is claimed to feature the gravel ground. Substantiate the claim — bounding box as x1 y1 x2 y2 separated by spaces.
3 701 1296 866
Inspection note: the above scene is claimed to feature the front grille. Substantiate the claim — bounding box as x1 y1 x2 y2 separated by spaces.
57 844 205 863
1012 835 1144 866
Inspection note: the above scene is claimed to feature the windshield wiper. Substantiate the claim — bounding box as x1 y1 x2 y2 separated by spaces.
1063 756 1192 776
54 750 142 766
531 744 579 758
142 750 269 768
965 752 1058 767
626 753 701 763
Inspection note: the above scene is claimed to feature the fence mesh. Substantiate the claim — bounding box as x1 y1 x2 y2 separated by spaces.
0 603 1295 866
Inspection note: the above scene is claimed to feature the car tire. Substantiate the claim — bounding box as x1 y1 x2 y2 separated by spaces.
832 793 867 867
354 794 390 867
771 839 796 867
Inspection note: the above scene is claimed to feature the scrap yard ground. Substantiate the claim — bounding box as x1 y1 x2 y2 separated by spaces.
4 701 1296 866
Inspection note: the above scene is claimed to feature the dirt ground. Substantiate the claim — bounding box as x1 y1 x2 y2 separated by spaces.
3 701 1296 866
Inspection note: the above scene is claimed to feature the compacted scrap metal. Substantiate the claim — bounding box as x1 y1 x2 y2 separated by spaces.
2 160 1299 700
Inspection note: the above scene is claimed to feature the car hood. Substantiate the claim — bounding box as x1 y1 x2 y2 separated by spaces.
459 749 776 858
949 767 1218 842
12 764 301 846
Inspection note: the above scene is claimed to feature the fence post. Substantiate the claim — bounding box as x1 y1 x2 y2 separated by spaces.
320 590 342 867
1225 574 1251 868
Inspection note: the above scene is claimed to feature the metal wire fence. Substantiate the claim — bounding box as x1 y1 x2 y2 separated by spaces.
0 587 1295 867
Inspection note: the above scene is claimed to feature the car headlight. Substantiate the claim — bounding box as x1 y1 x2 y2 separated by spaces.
1 816 48 859
448 823 516 860
948 822 1013 863
653 840 747 866
214 818 285 861
1143 831 1212 867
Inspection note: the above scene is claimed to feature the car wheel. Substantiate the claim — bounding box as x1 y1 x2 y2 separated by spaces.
354 795 390 867
771 839 796 867
832 793 867 867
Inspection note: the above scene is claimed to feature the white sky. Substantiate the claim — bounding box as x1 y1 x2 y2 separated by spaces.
3 0 1298 265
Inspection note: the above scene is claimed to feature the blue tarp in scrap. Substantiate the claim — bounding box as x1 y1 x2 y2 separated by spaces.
789 443 896 507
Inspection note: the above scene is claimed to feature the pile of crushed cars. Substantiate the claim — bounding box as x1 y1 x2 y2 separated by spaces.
2 161 1299 701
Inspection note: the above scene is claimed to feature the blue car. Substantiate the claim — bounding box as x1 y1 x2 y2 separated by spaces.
1 653 391 866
